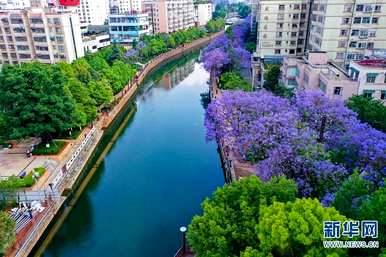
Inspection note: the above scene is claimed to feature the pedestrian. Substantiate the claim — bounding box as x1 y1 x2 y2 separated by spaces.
28 208 33 219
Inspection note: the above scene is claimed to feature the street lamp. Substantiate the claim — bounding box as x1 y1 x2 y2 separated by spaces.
180 226 187 254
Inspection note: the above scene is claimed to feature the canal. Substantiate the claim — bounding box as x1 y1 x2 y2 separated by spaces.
41 50 224 257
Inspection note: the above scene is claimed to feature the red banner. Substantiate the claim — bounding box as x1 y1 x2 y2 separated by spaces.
59 0 80 6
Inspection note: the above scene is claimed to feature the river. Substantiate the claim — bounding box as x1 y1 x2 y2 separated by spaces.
41 50 225 257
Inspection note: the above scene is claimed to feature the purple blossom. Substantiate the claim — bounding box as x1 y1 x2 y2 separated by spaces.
230 47 251 69
204 34 229 53
125 49 138 58
321 192 335 207
204 89 385 198
202 47 230 75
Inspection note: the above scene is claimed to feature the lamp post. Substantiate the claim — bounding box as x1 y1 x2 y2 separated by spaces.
180 226 187 254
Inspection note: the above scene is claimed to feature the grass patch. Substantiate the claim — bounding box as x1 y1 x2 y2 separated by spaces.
56 129 82 140
32 140 67 155
0 167 46 189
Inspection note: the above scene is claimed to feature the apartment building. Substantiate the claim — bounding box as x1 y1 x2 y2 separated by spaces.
308 0 386 69
110 0 143 14
83 32 110 53
0 0 31 9
150 0 195 33
108 12 149 44
0 8 84 66
281 51 386 103
77 0 108 25
255 0 311 60
194 2 213 26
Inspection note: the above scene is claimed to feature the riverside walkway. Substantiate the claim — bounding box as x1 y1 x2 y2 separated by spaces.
5 31 223 257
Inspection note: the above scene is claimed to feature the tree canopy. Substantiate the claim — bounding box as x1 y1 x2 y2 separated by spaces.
188 176 297 257
346 95 386 132
188 176 347 257
0 45 136 140
219 72 251 91
0 211 15 255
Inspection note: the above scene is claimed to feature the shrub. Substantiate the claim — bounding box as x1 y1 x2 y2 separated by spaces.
32 140 67 155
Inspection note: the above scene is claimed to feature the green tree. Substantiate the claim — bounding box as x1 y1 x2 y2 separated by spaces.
213 3 227 19
188 176 297 257
206 18 225 33
346 95 386 132
72 58 93 84
0 62 75 140
65 78 97 124
257 199 347 257
332 171 374 218
0 211 15 255
87 79 113 106
263 65 293 97
263 64 281 92
219 72 252 91
167 36 176 48
237 3 251 18
358 187 386 247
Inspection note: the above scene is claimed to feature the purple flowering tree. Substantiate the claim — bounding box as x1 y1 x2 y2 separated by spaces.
205 89 385 198
202 47 230 76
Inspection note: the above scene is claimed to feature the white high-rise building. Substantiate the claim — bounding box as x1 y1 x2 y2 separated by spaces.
255 0 311 59
0 8 84 65
0 0 31 9
77 0 109 25
150 0 195 33
194 2 213 26
308 0 386 68
110 0 142 13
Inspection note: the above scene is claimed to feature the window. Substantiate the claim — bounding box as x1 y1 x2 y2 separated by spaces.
340 30 348 36
338 41 346 47
16 45 29 51
359 30 368 37
367 42 374 49
366 73 377 83
336 52 344 59
289 49 295 54
374 5 381 12
369 30 376 37
353 17 361 23
356 4 364 11
274 49 281 54
362 17 370 23
291 32 297 37
351 30 359 36
279 5 285 10
358 42 366 49
344 4 353 12
342 17 351 24
334 87 342 95
381 91 386 100
294 4 300 9
275 41 281 46
349 41 357 47
319 80 326 92
363 90 374 98
278 13 284 20
372 17 379 24
364 5 372 12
